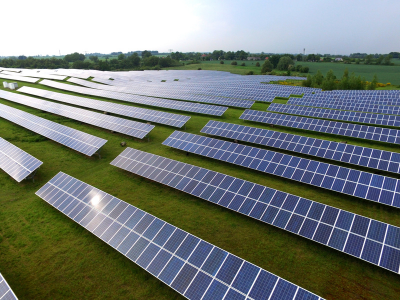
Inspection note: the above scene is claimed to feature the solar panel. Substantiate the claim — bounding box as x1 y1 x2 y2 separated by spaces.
0 90 154 139
0 73 39 83
267 103 400 127
35 171 323 300
40 80 228 116
0 272 18 300
0 103 107 156
18 86 190 128
240 110 400 145
0 137 43 182
287 99 400 115
111 148 400 274
200 120 400 174
163 131 400 208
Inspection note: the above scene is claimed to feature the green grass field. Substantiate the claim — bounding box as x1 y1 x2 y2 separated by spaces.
1 76 400 300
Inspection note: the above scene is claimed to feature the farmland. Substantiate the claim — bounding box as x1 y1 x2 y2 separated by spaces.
1 74 400 300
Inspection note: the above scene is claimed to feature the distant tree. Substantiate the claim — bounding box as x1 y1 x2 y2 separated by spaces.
383 54 393 65
141 50 152 58
296 54 302 61
355 58 360 64
118 53 126 60
368 74 378 90
127 53 140 68
364 54 374 65
235 50 248 60
64 52 85 62
225 51 235 60
277 56 294 71
231 61 237 65
376 55 384 65
255 62 260 67
321 70 337 90
89 56 99 62
302 74 312 87
300 66 309 73
261 60 273 73
312 70 324 86
18 55 27 60
143 56 159 67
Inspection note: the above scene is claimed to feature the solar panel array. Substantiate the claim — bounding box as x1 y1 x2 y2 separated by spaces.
240 110 400 145
18 86 190 128
0 103 107 156
267 103 400 127
0 273 18 300
40 80 228 116
111 148 400 274
1 70 67 81
0 137 43 182
163 131 400 208
201 120 400 174
0 72 39 83
36 171 323 300
0 90 154 139
287 98 400 115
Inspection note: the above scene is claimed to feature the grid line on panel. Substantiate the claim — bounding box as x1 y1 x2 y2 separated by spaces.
240 110 400 145
0 273 18 300
35 172 323 300
111 147 400 274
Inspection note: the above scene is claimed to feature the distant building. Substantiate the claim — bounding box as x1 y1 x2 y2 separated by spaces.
335 57 343 61
247 57 260 61
265 57 269 60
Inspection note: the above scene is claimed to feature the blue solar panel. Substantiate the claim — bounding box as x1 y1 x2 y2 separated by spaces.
0 103 107 156
240 110 400 145
35 172 323 300
0 137 43 182
267 103 400 127
111 148 400 274
200 120 400 174
163 131 400 209
0 272 18 300
40 80 228 116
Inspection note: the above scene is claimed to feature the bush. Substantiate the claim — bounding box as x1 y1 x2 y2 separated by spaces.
246 71 254 75
198 68 201 70
220 61 224 64
231 61 237 65
241 63 245 66
301 66 309 73
277 56 294 71
255 62 260 67
296 65 303 72
261 60 273 73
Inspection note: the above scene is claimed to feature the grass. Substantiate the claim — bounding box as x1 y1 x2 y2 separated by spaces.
1 76 400 299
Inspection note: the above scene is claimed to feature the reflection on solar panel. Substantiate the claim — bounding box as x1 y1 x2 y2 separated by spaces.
0 137 43 182
0 90 154 139
267 103 400 127
0 272 18 300
0 72 39 83
287 99 400 115
240 110 400 145
39 80 228 116
18 86 190 128
36 171 323 300
163 131 400 208
0 103 107 156
201 120 400 174
111 148 400 274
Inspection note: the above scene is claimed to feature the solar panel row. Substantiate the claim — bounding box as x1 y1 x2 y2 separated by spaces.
163 131 400 208
240 110 400 145
0 103 107 156
36 171 323 300
0 137 43 182
40 80 227 116
19 86 190 128
0 72 39 83
201 120 400 174
0 273 18 300
267 103 400 127
0 90 154 139
111 148 400 274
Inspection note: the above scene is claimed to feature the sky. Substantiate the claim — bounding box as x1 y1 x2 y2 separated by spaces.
2 0 399 57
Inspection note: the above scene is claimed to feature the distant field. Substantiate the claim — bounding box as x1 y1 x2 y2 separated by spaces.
298 61 400 85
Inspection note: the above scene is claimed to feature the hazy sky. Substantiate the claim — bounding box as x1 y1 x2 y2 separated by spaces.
2 0 399 56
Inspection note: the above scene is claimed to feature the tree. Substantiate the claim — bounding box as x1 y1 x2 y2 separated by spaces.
126 53 140 68
312 70 324 86
300 66 309 73
296 54 302 61
261 60 273 73
141 50 152 58
64 52 85 62
143 56 159 67
231 61 237 65
255 62 260 67
89 56 99 62
118 53 126 60
383 54 393 65
220 60 224 64
376 55 384 65
277 56 294 71
302 74 312 87
368 74 378 90
364 54 374 65
321 70 337 90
